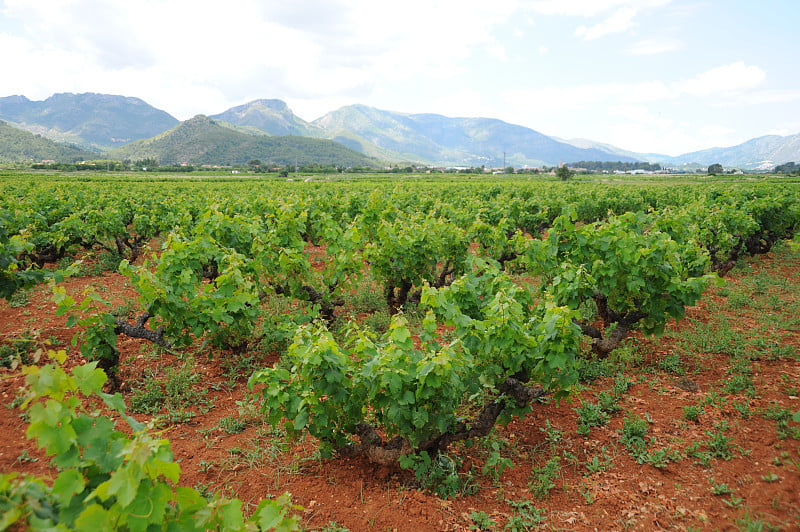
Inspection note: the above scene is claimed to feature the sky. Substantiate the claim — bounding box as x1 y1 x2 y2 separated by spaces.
0 0 798 156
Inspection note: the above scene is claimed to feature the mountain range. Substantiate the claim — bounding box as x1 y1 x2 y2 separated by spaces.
105 115 376 168
0 93 178 151
0 92 798 170
0 120 94 163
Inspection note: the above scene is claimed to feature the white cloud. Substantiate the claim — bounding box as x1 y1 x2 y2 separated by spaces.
609 104 673 128
604 121 743 156
429 89 492 118
726 89 800 106
503 63 768 113
620 81 675 103
674 61 766 97
626 39 682 55
575 6 637 40
0 0 530 117
531 0 672 40
766 122 800 136
529 0 670 17
503 84 622 113
502 80 675 115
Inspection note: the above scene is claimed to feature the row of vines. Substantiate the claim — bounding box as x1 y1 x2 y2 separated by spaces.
1 174 799 529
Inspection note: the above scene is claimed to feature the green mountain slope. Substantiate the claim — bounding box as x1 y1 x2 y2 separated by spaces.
0 93 179 150
106 115 378 167
209 99 322 137
209 99 414 162
312 105 640 167
0 120 95 163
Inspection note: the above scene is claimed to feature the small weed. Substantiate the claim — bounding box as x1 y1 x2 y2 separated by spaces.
529 456 560 499
579 486 596 505
705 421 734 460
8 287 32 308
611 375 633 396
399 452 477 499
348 272 385 314
761 403 792 421
700 389 728 409
709 479 732 495
596 391 620 414
194 481 216 501
779 374 799 396
218 416 248 434
775 419 800 440
733 511 776 531
575 402 611 436
761 473 780 483
726 292 751 309
682 404 703 422
767 343 799 361
316 522 350 532
16 450 39 464
585 446 614 474
577 357 614 384
620 413 649 458
730 401 752 421
721 373 754 396
469 511 496 531
786 457 800 476
540 419 563 445
503 499 546 531
722 494 743 509
641 445 681 468
657 352 686 375
483 450 513 482
221 353 262 382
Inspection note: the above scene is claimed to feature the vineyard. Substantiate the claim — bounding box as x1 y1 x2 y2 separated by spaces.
1 171 799 530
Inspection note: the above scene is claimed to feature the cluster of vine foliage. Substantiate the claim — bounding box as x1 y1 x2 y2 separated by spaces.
0 351 301 530
250 259 582 465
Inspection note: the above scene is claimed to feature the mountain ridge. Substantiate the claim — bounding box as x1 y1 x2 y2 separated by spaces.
0 92 179 150
0 120 95 162
105 114 377 167
1 92 798 169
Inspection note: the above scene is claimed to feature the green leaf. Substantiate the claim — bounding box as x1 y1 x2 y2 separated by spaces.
73 363 106 396
52 469 86 506
251 498 288 529
75 504 112 530
293 410 309 431
96 465 138 506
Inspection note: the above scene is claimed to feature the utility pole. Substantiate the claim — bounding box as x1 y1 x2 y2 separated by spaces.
503 151 506 173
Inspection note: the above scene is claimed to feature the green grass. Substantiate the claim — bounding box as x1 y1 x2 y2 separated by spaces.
129 359 211 417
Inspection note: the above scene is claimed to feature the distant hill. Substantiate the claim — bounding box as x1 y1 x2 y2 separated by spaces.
106 115 378 167
211 100 414 162
0 120 94 162
310 105 639 167
209 99 322 137
559 138 668 165
658 133 800 170
0 93 179 150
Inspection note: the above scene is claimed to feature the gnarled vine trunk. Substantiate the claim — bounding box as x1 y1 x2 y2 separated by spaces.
337 373 546 466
